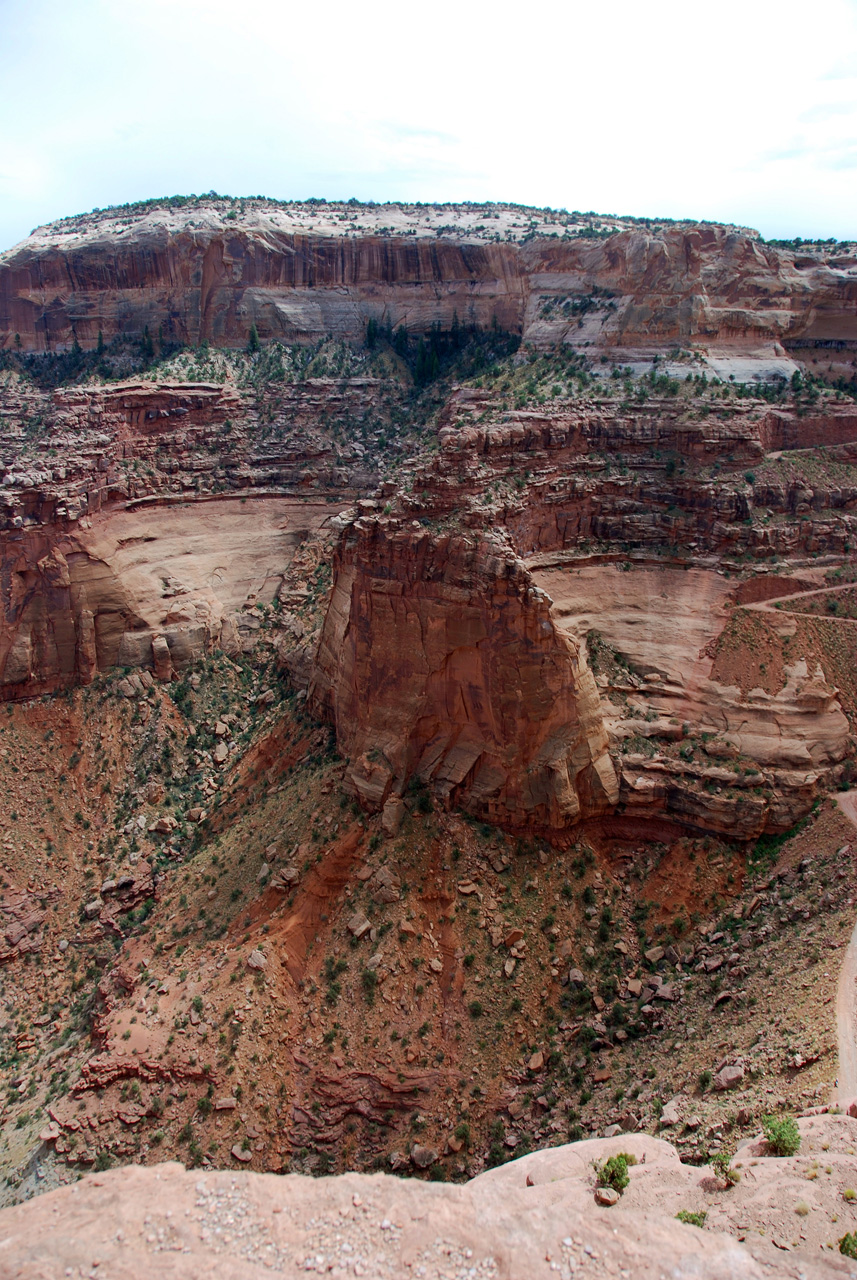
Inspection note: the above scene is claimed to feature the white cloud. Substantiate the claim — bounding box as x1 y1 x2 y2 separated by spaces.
0 0 856 248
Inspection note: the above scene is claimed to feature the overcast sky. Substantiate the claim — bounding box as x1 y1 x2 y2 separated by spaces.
1 0 856 251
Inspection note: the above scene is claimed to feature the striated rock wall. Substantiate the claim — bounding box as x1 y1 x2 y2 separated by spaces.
0 375 381 534
304 383 857 839
429 391 857 563
2 203 856 355
0 498 339 699
0 372 382 697
309 518 618 830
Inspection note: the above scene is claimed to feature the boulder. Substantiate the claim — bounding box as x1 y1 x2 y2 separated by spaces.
370 865 401 904
410 1144 436 1169
659 1097 682 1128
381 797 405 837
714 1064 745 1091
347 912 372 940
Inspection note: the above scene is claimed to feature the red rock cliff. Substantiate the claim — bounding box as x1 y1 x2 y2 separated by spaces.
2 203 856 354
309 518 619 830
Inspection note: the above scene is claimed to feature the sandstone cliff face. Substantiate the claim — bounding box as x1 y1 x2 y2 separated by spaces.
2 202 856 355
431 390 857 563
0 498 341 698
0 204 854 840
309 519 618 829
0 369 382 696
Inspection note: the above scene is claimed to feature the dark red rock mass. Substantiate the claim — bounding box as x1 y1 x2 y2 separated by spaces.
309 519 618 830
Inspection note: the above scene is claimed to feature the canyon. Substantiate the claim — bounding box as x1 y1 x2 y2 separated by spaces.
0 197 855 1275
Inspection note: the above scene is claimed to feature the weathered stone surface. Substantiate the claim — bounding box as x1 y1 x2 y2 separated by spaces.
594 1185 620 1206
381 796 406 837
0 486 336 700
346 912 371 939
4 202 856 358
310 521 618 831
409 1143 436 1169
370 865 401 904
659 1096 683 1128
2 1126 849 1278
151 633 173 682
714 1063 745 1091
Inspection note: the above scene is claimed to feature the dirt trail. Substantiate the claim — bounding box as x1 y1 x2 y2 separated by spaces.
744 580 857 626
835 790 857 1102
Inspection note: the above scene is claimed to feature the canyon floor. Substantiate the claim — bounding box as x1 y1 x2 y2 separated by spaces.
0 200 857 1272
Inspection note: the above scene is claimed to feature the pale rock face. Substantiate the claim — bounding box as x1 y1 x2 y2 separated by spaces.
0 495 333 698
1 1123 853 1278
535 563 851 837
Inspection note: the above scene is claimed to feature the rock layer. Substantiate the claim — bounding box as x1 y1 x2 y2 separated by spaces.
2 201 857 356
309 519 618 829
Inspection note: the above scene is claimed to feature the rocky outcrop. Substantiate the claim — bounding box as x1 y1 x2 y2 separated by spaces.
0 372 382 696
0 376 381 535
429 390 857 562
532 563 851 837
0 497 341 698
4 1120 857 1278
308 521 851 839
309 518 618 829
0 200 854 842
2 200 856 356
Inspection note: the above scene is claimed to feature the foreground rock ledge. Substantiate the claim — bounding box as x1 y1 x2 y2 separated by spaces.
2 1128 855 1278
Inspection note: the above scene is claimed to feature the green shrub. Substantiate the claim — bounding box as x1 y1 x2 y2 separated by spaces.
676 1210 706 1228
762 1114 800 1157
454 1121 471 1147
361 968 377 1005
840 1232 857 1258
710 1150 740 1186
594 1152 636 1195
